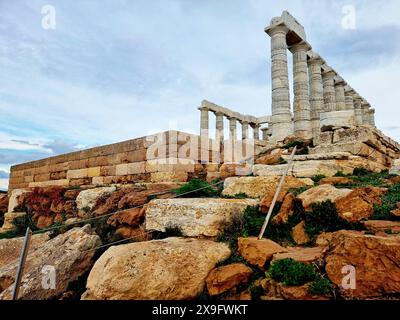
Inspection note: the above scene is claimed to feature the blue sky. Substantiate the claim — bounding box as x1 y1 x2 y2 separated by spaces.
1 0 400 190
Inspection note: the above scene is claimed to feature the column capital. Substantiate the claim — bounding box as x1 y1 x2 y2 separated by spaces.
264 23 290 36
198 106 209 111
334 76 346 86
322 68 337 78
289 41 312 53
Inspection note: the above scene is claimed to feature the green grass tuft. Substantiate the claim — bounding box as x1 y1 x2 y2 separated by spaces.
268 258 317 286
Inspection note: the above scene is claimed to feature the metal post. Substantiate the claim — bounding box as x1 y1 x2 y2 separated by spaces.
258 146 297 240
12 227 32 300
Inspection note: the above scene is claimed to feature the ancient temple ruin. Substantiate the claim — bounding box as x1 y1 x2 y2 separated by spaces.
6 11 400 193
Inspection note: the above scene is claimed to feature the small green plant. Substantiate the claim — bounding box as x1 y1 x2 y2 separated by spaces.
312 174 326 183
334 171 347 177
268 258 317 286
278 157 287 164
288 186 310 197
370 183 400 221
249 284 264 300
283 140 304 150
82 206 91 214
308 277 333 296
216 212 246 249
152 225 184 239
173 179 220 198
296 146 309 155
353 167 371 176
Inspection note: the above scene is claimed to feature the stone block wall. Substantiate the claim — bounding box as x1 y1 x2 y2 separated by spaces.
8 131 227 192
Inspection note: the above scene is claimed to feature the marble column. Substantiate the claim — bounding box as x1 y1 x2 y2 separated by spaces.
353 95 363 125
265 24 293 142
199 107 209 137
344 86 355 111
215 112 224 142
229 117 237 141
361 102 371 126
252 124 260 140
289 41 312 139
334 76 346 111
241 121 249 140
322 68 337 112
308 55 325 140
369 108 376 127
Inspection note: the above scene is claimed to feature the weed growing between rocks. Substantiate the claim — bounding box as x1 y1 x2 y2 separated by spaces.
371 183 400 221
173 179 221 198
151 225 184 239
312 174 326 183
309 277 333 296
268 258 317 286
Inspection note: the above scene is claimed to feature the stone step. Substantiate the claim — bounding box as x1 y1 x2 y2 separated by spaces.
145 198 258 237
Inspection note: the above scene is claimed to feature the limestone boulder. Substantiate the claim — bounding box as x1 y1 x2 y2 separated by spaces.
0 233 50 268
82 237 231 300
272 246 325 264
219 164 252 179
0 225 101 300
222 176 313 199
325 230 400 298
291 221 310 245
297 184 352 211
277 282 329 300
389 159 400 176
0 211 27 233
319 177 353 185
107 207 146 227
145 198 257 237
76 187 116 217
206 263 253 296
115 225 150 241
320 110 355 131
238 237 287 268
362 220 400 234
335 187 387 222
270 193 295 224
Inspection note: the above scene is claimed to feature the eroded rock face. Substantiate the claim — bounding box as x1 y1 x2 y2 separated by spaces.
291 221 310 245
82 237 231 300
238 237 287 268
0 194 8 214
271 193 295 224
76 187 116 217
206 263 253 296
297 184 352 210
319 177 353 185
219 164 252 180
223 176 313 199
107 207 146 228
325 230 400 299
0 233 50 269
335 187 387 222
362 220 400 234
272 247 325 264
0 225 101 300
145 198 258 237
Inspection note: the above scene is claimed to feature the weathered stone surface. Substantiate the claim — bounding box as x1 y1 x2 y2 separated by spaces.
297 184 352 210
255 151 283 165
0 226 101 300
206 263 253 296
82 237 231 300
319 177 353 185
223 176 313 199
76 187 116 217
272 246 325 264
115 225 150 241
271 193 295 224
238 237 287 268
0 194 8 214
107 207 146 227
362 220 400 234
219 164 252 179
277 282 329 300
335 187 387 222
7 188 30 213
291 221 310 245
92 187 140 216
0 233 50 268
325 230 400 298
320 110 355 131
145 198 257 237
0 211 27 233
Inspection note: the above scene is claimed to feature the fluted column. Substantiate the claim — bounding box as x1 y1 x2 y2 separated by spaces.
229 117 237 141
369 109 376 127
308 55 324 140
361 102 371 125
353 95 363 125
215 112 224 142
334 76 346 111
265 24 293 142
252 124 260 140
322 68 337 112
241 121 249 140
199 107 209 137
289 41 312 139
344 87 355 111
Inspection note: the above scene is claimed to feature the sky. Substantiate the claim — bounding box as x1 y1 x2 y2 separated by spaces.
1 0 400 190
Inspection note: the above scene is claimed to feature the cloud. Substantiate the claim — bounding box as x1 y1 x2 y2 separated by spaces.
0 170 9 179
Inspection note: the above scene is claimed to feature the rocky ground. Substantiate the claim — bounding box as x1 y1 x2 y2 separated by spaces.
0 142 400 300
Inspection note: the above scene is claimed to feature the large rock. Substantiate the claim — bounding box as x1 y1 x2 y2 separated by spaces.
0 233 50 268
0 189 31 233
145 198 258 237
82 237 231 300
222 176 313 199
362 220 400 234
335 187 387 222
76 187 116 217
206 263 253 296
107 207 146 228
0 194 8 213
319 177 353 185
272 246 325 264
238 237 287 268
320 110 355 131
291 221 310 245
389 159 400 176
325 230 400 299
271 193 295 224
297 184 352 210
0 225 101 300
